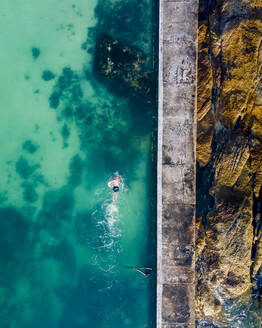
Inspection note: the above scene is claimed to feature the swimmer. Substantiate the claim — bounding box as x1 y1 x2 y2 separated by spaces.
107 175 122 202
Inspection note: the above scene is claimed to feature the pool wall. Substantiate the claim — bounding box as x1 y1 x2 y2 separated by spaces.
157 0 198 327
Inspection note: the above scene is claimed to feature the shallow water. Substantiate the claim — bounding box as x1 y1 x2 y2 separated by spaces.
0 1 157 327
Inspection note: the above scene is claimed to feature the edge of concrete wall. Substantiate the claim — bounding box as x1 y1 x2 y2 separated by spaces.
157 0 164 325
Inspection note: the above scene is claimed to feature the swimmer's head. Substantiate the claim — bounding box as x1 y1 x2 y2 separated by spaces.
115 176 119 180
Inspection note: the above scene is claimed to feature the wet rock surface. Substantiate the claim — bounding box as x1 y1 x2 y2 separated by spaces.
196 0 262 326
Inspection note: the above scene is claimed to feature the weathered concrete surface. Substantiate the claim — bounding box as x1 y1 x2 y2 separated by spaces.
158 0 198 327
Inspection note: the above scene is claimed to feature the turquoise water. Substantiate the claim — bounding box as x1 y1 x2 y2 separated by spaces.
0 1 157 327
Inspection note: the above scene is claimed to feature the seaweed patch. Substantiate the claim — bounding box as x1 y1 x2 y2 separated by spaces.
32 47 40 60
49 91 61 109
22 140 39 154
68 155 84 187
15 156 40 180
61 124 70 148
48 67 83 110
0 207 30 263
42 70 56 81
22 182 38 203
38 189 74 225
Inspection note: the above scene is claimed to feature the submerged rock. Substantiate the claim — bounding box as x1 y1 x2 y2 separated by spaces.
15 156 39 180
42 70 55 81
0 207 29 263
22 182 38 203
32 47 40 60
68 155 84 187
93 35 154 103
22 140 39 154
61 123 70 148
48 66 83 109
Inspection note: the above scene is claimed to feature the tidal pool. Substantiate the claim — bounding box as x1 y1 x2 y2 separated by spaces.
0 0 157 327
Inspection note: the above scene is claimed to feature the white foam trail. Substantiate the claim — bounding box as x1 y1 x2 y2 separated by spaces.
91 181 124 255
104 203 121 239
106 203 118 223
97 240 114 249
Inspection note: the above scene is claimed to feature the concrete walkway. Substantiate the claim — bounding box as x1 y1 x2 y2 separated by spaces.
157 0 198 327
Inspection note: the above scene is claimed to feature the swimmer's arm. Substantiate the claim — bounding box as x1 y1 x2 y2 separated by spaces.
108 180 113 188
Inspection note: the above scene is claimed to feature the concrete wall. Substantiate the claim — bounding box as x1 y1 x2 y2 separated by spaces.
157 0 198 327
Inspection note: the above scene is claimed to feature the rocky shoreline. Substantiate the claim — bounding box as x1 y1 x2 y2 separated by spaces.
196 0 262 325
